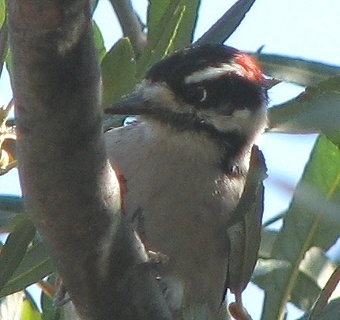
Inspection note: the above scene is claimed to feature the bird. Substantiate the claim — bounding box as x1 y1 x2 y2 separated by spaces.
104 44 268 319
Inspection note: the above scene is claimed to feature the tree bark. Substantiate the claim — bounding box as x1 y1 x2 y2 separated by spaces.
8 1 171 319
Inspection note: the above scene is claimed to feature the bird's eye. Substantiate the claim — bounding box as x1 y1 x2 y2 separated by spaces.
184 85 208 105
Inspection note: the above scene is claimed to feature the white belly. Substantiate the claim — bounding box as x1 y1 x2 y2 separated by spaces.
105 121 246 316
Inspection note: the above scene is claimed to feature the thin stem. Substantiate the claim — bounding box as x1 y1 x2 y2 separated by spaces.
262 211 286 228
308 264 340 320
109 0 146 56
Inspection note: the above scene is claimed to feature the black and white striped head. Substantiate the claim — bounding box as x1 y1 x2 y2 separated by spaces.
106 44 267 147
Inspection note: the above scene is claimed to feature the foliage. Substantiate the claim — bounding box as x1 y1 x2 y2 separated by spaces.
0 0 340 319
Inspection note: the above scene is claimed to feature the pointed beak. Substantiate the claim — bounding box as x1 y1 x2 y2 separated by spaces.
263 77 281 90
104 94 159 116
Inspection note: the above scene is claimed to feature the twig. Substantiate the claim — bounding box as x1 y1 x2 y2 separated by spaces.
109 0 147 56
262 211 286 228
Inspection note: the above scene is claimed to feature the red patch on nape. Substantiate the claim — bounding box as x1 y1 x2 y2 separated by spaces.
234 53 264 83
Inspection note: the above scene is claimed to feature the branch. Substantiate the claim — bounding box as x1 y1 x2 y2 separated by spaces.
109 0 147 56
8 1 170 319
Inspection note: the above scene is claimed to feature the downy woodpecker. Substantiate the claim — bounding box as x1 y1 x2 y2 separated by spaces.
105 44 268 319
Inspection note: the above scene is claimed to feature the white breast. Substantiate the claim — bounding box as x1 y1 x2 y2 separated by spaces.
105 119 247 317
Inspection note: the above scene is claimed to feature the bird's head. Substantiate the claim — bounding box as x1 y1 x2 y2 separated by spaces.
105 44 268 149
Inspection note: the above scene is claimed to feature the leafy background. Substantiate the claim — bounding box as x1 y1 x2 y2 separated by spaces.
1 0 340 319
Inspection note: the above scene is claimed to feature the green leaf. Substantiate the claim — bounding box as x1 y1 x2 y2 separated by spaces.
307 263 340 320
137 0 186 78
261 135 340 320
0 218 36 292
148 0 200 52
101 38 136 108
291 271 321 311
258 229 278 259
298 247 336 291
0 196 24 228
0 0 7 77
103 114 127 131
195 0 257 45
170 0 201 50
41 297 65 320
93 21 106 62
5 43 12 75
253 258 321 311
299 299 340 320
0 242 56 298
253 258 291 290
0 0 5 27
268 76 340 145
258 54 340 86
314 298 340 320
254 247 334 311
0 25 7 77
20 298 42 320
147 0 171 37
41 276 65 320
291 247 336 311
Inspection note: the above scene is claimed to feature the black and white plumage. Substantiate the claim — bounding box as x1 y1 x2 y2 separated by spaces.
105 44 267 319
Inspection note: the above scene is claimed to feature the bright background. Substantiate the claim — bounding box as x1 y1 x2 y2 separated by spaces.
1 1 340 319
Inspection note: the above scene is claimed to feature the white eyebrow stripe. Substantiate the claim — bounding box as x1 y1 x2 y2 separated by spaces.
184 62 247 84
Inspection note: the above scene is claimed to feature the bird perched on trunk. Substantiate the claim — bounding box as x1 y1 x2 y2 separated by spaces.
104 44 268 319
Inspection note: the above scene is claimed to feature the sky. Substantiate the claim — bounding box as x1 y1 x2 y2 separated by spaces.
1 0 340 319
